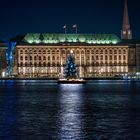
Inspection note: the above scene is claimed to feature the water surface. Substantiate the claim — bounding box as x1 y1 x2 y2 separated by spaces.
0 80 140 140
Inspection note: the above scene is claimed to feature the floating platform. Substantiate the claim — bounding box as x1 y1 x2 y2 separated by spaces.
58 79 86 84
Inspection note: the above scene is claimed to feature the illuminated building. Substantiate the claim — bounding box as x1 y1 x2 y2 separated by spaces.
0 41 7 77
11 33 137 78
10 0 138 78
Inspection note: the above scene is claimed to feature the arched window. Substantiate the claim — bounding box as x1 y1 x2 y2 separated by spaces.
114 50 117 54
110 50 112 54
25 56 28 60
87 50 90 54
52 56 55 60
43 56 46 60
39 50 41 54
123 50 126 54
52 50 55 54
43 62 46 67
39 56 41 60
34 62 37 67
34 56 37 61
39 62 42 67
30 56 32 60
100 50 103 54
96 50 99 54
43 50 46 54
48 50 50 54
20 56 23 60
25 50 28 54
48 56 50 61
57 50 59 54
20 62 23 67
119 50 121 54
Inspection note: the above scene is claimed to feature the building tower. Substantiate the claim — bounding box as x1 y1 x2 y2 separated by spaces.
121 0 132 39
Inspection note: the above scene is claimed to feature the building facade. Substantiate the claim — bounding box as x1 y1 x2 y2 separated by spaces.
0 41 7 77
13 34 136 78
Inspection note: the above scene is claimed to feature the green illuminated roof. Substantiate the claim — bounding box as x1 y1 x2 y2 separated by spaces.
23 33 120 45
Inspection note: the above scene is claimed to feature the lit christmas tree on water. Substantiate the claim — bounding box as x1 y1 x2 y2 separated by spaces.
64 54 78 79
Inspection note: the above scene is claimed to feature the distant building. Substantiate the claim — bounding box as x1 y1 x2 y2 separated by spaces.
121 0 132 39
136 44 140 73
0 41 7 77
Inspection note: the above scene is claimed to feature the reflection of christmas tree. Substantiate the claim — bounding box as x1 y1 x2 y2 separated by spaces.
64 54 78 79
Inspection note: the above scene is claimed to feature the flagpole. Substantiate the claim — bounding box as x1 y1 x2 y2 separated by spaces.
76 26 77 34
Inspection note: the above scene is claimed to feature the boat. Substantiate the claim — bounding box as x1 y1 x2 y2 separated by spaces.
57 78 86 84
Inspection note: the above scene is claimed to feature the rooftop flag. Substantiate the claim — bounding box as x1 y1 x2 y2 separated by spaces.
73 24 77 34
73 24 77 28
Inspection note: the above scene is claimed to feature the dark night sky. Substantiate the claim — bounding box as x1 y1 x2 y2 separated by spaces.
0 0 140 39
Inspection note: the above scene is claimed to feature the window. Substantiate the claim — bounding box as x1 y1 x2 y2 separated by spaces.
20 56 23 60
114 55 117 60
100 55 103 60
43 50 46 54
96 55 99 60
57 50 59 54
105 55 108 60
52 56 55 60
119 55 121 60
123 50 126 54
39 62 42 66
123 55 126 60
30 56 32 60
119 50 121 54
43 62 46 67
20 50 23 54
43 56 46 60
100 50 103 54
25 50 28 54
52 50 55 54
34 56 37 61
25 62 28 67
87 50 90 54
114 50 117 54
34 63 37 67
20 62 23 67
48 56 50 61
39 56 41 61
25 56 28 60
39 50 41 54
96 50 99 54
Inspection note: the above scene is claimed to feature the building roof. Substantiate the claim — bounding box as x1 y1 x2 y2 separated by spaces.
15 33 121 45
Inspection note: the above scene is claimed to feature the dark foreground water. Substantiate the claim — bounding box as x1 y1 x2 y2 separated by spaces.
0 80 140 140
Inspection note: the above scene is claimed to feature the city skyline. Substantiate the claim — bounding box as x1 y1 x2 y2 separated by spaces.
0 0 140 39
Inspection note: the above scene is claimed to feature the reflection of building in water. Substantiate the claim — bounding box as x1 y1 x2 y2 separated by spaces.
0 41 7 77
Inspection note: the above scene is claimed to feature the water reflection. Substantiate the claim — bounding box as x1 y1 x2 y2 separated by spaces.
58 84 83 140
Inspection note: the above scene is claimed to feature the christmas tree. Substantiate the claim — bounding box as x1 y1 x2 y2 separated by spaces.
64 54 78 79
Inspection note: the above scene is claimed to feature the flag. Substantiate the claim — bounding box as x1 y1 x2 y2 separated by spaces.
73 24 77 28
63 24 67 29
